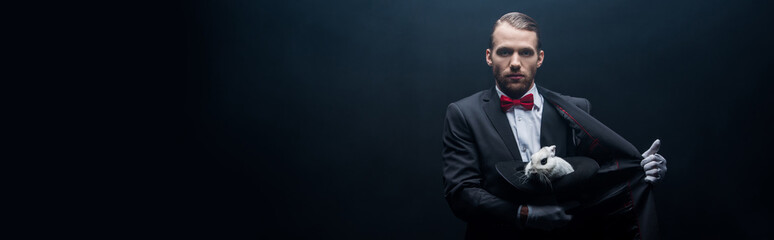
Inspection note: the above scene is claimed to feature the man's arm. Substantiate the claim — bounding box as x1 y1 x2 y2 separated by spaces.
575 97 669 183
442 103 520 225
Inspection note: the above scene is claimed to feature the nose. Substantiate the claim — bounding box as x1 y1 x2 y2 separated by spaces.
510 55 521 70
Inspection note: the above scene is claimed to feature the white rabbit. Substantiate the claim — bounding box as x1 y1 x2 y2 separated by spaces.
524 145 574 183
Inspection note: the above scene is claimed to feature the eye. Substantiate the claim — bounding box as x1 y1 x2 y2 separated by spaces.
519 50 534 56
540 158 547 165
497 49 513 56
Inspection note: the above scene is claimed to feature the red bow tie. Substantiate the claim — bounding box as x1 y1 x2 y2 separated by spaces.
500 93 534 112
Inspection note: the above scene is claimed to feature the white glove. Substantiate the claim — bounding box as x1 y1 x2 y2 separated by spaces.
640 139 667 183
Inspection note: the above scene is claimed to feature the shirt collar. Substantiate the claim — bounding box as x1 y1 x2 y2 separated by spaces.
495 83 543 111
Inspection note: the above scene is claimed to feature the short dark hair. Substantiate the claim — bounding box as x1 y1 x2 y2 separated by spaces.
489 12 541 50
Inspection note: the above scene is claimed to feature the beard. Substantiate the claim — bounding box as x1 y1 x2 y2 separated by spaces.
494 66 535 98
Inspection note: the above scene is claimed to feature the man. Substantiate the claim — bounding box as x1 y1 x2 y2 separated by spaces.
441 12 667 239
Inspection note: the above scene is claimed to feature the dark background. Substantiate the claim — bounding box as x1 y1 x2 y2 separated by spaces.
53 0 773 238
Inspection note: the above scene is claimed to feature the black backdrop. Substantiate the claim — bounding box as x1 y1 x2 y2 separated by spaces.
86 0 774 239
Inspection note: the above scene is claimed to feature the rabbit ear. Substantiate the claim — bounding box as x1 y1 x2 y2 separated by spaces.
549 145 556 152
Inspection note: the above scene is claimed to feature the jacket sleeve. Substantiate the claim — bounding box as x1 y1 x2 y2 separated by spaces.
442 103 520 225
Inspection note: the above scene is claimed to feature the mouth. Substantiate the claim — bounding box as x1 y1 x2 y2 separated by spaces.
505 73 525 80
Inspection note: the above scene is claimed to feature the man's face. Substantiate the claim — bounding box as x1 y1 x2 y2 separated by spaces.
486 24 544 98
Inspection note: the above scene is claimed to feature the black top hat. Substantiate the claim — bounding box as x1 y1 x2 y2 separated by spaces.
495 156 600 195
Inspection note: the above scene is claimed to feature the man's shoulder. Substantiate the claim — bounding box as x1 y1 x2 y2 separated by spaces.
548 91 589 105
539 86 591 113
447 88 490 110
451 89 488 103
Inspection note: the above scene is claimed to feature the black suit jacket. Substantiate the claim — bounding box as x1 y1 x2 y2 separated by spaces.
442 86 658 239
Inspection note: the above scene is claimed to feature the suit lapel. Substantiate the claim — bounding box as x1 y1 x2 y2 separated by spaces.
540 99 569 157
482 87 523 162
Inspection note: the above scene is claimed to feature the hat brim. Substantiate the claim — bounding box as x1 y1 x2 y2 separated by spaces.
495 156 600 195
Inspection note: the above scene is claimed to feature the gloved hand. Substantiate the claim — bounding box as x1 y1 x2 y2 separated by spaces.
522 204 574 230
641 139 667 183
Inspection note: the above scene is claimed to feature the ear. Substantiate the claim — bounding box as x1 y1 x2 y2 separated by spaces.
486 48 493 66
549 145 556 153
537 49 544 68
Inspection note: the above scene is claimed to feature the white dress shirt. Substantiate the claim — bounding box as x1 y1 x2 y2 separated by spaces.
496 84 544 162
